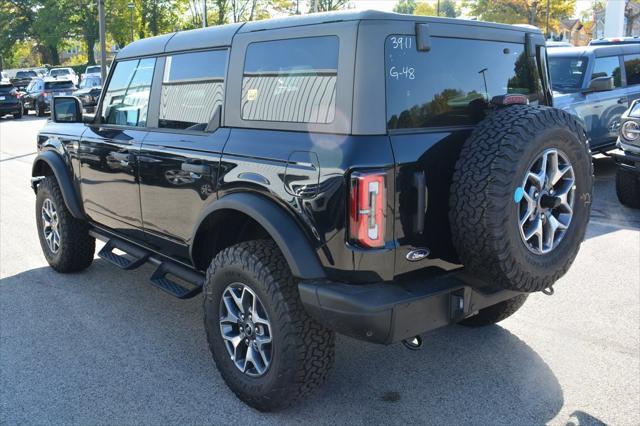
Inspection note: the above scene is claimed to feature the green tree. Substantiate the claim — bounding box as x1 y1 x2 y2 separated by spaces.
0 0 36 65
32 0 71 64
440 0 459 18
309 0 349 12
414 2 436 16
69 0 99 64
464 0 576 34
394 0 416 14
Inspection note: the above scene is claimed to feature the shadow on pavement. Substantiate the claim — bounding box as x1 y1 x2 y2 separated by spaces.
0 259 563 424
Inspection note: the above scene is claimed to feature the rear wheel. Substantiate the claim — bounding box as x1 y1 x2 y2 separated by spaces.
450 105 593 293
459 295 529 327
615 167 640 209
35 176 95 272
203 240 335 411
36 101 46 117
23 106 29 116
13 107 22 119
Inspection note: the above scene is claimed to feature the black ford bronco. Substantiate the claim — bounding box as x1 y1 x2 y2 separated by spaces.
32 11 593 411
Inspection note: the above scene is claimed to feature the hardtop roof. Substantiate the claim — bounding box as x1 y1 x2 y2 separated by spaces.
116 9 543 60
547 43 640 58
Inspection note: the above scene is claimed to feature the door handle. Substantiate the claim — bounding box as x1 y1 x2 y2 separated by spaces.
413 171 427 234
617 97 627 104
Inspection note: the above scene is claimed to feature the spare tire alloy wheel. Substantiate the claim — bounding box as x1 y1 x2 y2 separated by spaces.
219 282 272 377
41 198 61 253
518 148 575 254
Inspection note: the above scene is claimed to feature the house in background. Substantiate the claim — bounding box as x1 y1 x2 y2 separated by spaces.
555 18 593 46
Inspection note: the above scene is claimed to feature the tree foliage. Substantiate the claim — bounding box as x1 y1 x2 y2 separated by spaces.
464 0 576 33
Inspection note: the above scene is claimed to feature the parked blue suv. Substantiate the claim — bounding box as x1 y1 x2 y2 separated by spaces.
549 44 640 152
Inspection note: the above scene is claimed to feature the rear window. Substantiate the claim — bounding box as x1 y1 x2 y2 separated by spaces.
385 36 543 130
0 84 14 93
548 56 588 92
50 69 70 77
45 81 74 90
16 71 36 78
159 49 227 130
241 36 338 124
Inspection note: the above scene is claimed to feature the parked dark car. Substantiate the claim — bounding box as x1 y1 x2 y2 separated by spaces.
548 44 640 152
73 75 101 112
613 100 640 208
23 78 76 116
31 11 593 411
10 70 38 90
0 82 23 119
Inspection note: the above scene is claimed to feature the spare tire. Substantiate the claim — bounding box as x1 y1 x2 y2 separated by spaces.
449 105 593 293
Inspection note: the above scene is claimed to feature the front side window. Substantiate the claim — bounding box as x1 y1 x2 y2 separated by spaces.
100 58 156 127
591 56 622 87
159 49 227 130
624 54 640 86
241 36 339 124
385 36 543 130
549 56 588 92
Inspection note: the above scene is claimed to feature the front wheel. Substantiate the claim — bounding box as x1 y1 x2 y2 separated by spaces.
35 176 95 272
615 167 640 209
203 240 335 411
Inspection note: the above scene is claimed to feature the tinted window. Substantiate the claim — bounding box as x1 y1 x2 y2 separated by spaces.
549 56 588 92
159 49 227 130
45 81 75 90
386 36 543 130
101 58 155 127
86 66 101 73
241 36 338 124
591 56 622 87
624 54 640 86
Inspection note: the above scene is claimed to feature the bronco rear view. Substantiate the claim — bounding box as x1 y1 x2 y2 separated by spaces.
31 11 593 411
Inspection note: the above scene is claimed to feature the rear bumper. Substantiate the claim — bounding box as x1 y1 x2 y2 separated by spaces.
299 270 522 344
0 103 21 114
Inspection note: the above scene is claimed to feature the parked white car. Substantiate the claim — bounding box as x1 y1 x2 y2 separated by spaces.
49 67 78 85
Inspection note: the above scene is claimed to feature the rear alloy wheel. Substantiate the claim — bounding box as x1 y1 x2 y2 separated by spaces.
36 102 46 117
203 240 335 411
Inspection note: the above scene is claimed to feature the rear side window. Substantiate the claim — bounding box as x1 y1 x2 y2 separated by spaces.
101 58 156 127
624 54 640 86
591 56 622 87
45 81 74 90
241 36 338 124
159 49 227 130
385 36 543 130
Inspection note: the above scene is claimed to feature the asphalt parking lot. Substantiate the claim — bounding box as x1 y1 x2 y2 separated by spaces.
1 115 639 425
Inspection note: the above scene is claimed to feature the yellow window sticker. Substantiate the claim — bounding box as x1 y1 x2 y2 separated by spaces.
247 89 258 101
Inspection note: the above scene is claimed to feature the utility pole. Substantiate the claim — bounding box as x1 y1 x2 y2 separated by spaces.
436 0 440 16
128 2 135 43
546 0 550 38
98 0 107 82
296 0 300 14
202 0 207 27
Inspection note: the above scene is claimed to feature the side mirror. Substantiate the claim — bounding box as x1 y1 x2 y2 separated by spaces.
52 96 83 123
584 76 614 93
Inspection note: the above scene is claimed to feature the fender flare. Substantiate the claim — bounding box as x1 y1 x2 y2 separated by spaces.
191 192 326 280
31 150 84 219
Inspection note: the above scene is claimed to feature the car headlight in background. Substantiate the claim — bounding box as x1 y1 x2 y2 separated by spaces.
621 120 640 141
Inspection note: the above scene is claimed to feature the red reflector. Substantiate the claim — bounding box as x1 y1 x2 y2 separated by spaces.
349 171 386 248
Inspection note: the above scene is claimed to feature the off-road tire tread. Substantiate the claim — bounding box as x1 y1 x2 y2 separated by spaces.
36 176 95 272
203 240 335 411
459 294 529 327
450 105 592 292
615 167 640 208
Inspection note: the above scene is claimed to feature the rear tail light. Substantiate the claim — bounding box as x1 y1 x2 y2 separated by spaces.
349 170 386 248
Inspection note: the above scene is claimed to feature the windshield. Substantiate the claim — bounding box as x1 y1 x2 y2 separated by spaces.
80 76 101 88
50 69 70 77
549 56 588 92
86 66 100 73
45 81 74 90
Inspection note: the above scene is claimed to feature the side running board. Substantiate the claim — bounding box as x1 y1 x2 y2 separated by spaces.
93 231 204 299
